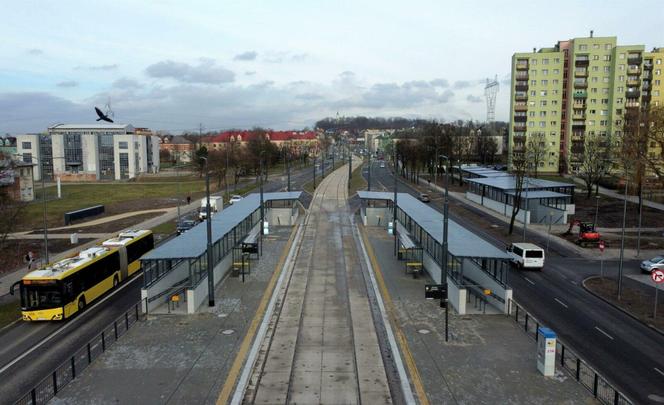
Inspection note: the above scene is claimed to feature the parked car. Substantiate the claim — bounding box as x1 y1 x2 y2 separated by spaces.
176 219 197 235
640 255 664 273
229 195 243 204
418 193 431 203
379 161 386 168
506 242 545 269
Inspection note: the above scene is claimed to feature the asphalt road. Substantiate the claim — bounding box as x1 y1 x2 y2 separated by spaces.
0 163 325 403
366 161 664 404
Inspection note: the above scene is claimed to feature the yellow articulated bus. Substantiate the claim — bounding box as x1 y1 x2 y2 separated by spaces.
11 230 154 321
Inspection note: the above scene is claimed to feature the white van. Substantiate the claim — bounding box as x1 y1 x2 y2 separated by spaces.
506 242 545 269
199 196 223 221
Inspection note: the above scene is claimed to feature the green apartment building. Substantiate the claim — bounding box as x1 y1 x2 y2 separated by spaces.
509 34 664 174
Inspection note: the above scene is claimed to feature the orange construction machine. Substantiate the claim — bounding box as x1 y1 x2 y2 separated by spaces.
565 220 601 247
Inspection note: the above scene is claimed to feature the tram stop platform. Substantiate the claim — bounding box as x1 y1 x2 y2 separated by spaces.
358 191 513 315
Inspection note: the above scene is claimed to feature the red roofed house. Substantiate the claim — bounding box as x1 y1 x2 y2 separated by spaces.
203 130 320 155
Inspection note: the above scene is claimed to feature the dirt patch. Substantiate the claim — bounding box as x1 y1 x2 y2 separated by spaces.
585 277 664 331
0 239 95 276
572 193 664 228
558 231 664 250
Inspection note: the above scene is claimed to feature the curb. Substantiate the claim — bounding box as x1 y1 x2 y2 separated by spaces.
582 276 664 337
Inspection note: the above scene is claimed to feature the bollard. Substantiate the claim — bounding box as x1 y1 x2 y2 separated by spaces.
71 356 76 379
593 373 599 396
53 371 58 394
576 358 581 380
101 332 106 351
87 343 92 363
114 321 118 339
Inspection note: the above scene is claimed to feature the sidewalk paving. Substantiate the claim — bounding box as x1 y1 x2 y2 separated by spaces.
51 226 293 405
364 226 593 404
570 177 664 212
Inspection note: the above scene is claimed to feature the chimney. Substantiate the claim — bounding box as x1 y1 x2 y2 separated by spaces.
533 47 536 53
590 30 594 38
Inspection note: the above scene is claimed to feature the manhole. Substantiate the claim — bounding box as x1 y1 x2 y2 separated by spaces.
417 329 430 335
222 329 235 335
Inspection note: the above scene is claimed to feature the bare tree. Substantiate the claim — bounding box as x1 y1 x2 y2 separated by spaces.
0 184 26 252
641 105 664 188
578 133 613 198
525 132 547 178
508 151 528 235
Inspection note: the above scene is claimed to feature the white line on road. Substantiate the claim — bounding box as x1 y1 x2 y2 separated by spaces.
523 277 535 286
594 326 614 340
655 367 664 377
554 298 568 308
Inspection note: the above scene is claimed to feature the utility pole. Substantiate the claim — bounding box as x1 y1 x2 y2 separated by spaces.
522 177 529 242
313 155 317 189
618 179 628 299
367 152 371 191
260 152 265 256
348 144 352 189
441 154 450 342
287 150 291 192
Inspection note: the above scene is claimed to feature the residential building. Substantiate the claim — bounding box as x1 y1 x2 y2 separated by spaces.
15 124 160 181
0 136 16 157
203 130 319 154
159 135 194 163
0 159 35 201
509 34 664 174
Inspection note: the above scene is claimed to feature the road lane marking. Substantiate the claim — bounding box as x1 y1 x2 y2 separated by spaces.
570 280 578 285
523 277 535 286
594 326 614 340
655 367 664 377
554 298 568 308
0 274 143 374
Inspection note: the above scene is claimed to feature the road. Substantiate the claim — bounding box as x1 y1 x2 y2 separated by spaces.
367 161 664 404
0 162 324 403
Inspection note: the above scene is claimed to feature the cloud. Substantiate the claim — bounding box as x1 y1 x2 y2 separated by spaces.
145 59 235 84
56 80 78 88
466 94 482 103
245 71 256 76
0 92 90 132
351 81 454 109
290 53 309 62
429 78 449 88
88 64 119 71
263 51 309 63
453 80 473 89
234 51 257 61
112 77 143 89
27 48 43 55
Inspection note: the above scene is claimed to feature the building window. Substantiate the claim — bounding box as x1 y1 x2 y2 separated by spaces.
657 59 662 65
554 58 560 63
542 59 549 65
550 121 557 126
531 80 537 85
22 152 32 163
605 44 612 50
588 120 595 126
592 66 599 72
604 66 610 73
540 111 547 117
540 90 547 96
603 55 611 61
530 90 536 96
553 69 560 74
119 141 128 149
619 53 625 59
63 134 82 172
542 69 549 75
600 120 608 126
552 79 559 85
119 153 129 179
21 141 31 149
539 100 547 107
541 80 548 85
617 86 624 92
539 121 546 127
98 134 115 179
600 110 608 115
593 55 599 60
601 99 609 104
579 44 588 51
593 44 600 49
656 69 661 75
592 77 599 83
531 70 537 76
529 111 536 117
603 77 609 83
655 90 661 97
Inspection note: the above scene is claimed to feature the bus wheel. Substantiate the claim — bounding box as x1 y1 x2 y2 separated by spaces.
78 297 86 311
113 276 119 288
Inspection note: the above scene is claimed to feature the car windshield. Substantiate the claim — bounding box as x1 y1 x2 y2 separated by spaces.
650 256 664 263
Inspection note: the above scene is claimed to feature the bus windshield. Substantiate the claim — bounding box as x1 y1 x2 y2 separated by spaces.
20 284 63 310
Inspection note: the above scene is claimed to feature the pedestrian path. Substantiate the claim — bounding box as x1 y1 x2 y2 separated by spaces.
570 177 664 212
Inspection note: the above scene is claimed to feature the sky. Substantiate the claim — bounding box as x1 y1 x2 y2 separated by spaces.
1 0 663 134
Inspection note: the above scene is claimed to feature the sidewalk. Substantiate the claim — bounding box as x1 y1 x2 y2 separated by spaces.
363 226 592 404
51 226 294 404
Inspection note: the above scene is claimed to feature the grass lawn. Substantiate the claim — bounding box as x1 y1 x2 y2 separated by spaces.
0 300 21 328
151 221 177 235
348 164 367 196
535 174 576 184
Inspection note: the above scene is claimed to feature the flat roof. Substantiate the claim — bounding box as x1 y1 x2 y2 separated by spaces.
504 190 570 199
48 123 134 131
466 176 573 191
142 191 301 260
358 191 510 259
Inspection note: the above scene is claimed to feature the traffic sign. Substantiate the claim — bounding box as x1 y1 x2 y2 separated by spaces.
598 240 605 252
652 269 664 284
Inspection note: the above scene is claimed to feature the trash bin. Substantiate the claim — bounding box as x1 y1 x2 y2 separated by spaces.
70 233 78 244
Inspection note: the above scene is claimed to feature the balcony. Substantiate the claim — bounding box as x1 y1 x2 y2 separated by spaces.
516 63 529 70
572 112 586 119
627 78 641 86
515 83 529 92
627 65 641 75
626 89 641 98
642 94 652 102
515 72 529 80
574 80 588 89
513 125 527 133
573 91 588 98
513 115 527 123
572 121 586 129
625 101 641 108
574 69 588 77
571 132 585 140
644 62 654 70
514 103 528 112
575 57 590 66
515 94 528 101
627 55 643 64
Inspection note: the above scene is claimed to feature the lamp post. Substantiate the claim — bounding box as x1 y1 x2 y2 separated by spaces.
348 143 352 189
618 179 628 300
287 149 291 192
259 151 265 256
593 195 600 228
313 155 317 189
393 145 398 256
199 156 215 307
367 150 371 191
440 154 451 342
522 176 529 242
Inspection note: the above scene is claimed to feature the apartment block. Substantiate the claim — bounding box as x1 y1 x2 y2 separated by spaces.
16 124 160 181
509 35 664 174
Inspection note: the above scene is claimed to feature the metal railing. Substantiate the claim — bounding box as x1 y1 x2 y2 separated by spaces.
507 299 632 405
15 302 144 405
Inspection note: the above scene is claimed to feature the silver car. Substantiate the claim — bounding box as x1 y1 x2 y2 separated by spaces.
640 256 664 273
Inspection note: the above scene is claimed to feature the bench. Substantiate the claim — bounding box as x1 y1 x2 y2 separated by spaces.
241 227 260 257
396 222 423 277
64 205 104 225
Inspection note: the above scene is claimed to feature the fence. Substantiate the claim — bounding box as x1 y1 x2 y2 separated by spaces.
507 299 632 405
15 302 144 405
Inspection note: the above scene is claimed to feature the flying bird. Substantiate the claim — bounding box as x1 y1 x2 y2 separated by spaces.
94 107 114 123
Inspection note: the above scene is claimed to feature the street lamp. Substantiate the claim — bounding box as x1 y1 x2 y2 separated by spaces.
593 195 601 228
393 145 398 256
618 178 628 300
522 176 529 242
440 154 451 342
199 156 215 307
367 150 371 191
